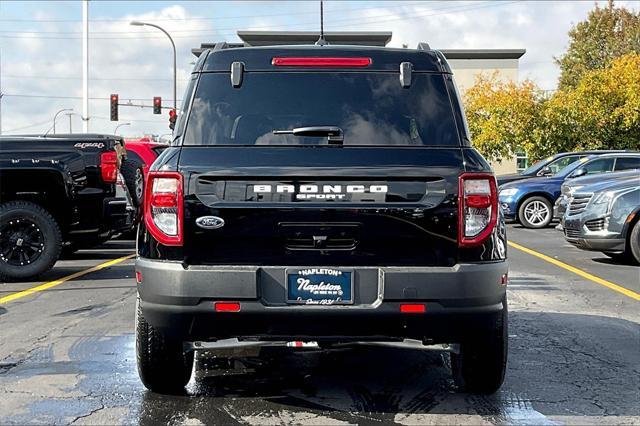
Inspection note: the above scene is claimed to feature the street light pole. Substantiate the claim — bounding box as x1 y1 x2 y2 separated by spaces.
52 108 73 134
130 21 177 111
114 122 131 135
66 113 74 133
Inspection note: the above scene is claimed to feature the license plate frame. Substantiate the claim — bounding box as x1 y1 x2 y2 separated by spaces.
286 267 354 305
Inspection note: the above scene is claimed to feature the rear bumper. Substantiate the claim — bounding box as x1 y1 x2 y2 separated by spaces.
136 259 508 342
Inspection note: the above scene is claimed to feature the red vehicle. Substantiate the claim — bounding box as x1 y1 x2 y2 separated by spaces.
122 137 168 207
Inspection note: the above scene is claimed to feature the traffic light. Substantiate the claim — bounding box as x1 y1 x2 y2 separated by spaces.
153 97 162 114
110 94 118 121
169 109 177 130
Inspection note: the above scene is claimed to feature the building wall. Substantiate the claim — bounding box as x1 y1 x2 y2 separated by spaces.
447 58 521 176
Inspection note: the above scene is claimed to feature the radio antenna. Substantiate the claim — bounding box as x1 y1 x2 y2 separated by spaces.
315 0 328 46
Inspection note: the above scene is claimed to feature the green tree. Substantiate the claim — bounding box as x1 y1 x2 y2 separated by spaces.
556 0 640 89
544 53 640 151
463 73 545 162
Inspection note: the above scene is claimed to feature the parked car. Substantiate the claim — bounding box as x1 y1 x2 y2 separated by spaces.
0 134 135 280
134 43 509 394
554 169 640 223
563 176 640 263
122 137 168 207
496 150 630 187
499 152 640 228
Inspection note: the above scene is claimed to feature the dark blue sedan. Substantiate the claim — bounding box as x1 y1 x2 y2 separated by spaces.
498 152 640 228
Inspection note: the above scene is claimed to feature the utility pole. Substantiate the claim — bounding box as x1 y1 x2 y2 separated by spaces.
82 0 89 133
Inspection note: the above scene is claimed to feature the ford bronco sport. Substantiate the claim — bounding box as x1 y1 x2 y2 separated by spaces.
135 43 508 394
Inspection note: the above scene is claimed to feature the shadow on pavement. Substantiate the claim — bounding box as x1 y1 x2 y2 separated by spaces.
129 311 640 424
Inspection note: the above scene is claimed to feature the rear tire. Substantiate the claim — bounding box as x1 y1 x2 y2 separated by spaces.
136 297 193 393
629 220 640 265
0 201 62 281
518 196 553 229
121 158 145 207
451 297 508 394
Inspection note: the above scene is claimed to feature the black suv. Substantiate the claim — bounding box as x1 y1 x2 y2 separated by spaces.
135 44 509 394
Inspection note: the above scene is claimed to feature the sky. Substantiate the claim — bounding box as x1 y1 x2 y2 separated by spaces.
0 0 638 137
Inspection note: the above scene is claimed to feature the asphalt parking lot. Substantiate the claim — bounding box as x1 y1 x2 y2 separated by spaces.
0 225 638 425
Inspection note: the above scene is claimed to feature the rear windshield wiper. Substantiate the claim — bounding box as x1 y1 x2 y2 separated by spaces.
272 126 344 145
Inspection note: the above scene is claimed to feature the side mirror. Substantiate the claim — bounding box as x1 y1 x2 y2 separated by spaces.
537 166 553 177
570 168 587 179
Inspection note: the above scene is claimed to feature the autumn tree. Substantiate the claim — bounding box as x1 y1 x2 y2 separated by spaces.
544 53 640 151
463 73 545 162
556 0 640 89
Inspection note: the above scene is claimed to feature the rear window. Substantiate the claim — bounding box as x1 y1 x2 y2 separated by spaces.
182 72 460 146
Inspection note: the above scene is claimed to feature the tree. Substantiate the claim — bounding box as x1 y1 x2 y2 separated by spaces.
463 73 545 162
544 53 640 151
556 0 640 89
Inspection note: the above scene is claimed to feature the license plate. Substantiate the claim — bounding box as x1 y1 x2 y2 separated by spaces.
286 268 353 305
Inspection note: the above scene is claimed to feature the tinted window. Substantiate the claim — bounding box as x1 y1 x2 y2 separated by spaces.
183 72 459 146
545 155 584 174
583 158 615 174
614 157 640 171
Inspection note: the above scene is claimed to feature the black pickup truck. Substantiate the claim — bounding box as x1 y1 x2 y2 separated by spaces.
0 134 135 280
135 44 509 394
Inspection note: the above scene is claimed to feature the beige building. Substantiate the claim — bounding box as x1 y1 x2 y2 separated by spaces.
195 32 527 175
440 49 526 175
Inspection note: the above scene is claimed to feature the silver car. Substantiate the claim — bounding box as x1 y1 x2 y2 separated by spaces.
563 176 640 263
554 169 640 224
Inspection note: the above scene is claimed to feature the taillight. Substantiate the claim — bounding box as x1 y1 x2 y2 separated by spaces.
271 57 372 67
458 172 498 247
144 171 183 246
100 151 118 183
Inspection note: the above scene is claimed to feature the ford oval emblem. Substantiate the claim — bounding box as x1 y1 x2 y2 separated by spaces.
196 216 225 229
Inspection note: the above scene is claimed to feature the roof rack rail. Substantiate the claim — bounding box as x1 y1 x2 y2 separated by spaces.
416 42 431 51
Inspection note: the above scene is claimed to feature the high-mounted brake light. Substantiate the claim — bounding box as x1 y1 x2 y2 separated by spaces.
271 57 372 67
458 172 498 247
100 151 118 184
144 171 183 246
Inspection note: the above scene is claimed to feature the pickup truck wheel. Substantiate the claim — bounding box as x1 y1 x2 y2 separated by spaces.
0 201 62 281
451 298 508 394
518 196 553 229
121 158 144 207
629 221 640 265
136 297 193 393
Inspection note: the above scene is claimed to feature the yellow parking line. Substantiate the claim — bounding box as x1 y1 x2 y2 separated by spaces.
0 254 135 305
508 241 640 301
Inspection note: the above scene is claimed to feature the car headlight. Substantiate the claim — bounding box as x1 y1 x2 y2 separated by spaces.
499 188 518 197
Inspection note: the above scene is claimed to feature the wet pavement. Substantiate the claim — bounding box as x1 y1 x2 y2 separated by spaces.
0 227 639 425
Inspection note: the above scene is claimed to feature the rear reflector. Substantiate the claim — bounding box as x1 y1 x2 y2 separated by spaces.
214 302 241 312
135 271 142 284
400 303 426 313
271 57 372 67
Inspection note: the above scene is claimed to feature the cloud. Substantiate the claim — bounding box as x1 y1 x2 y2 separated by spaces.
1 1 638 136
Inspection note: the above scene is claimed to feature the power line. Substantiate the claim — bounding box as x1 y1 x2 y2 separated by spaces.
0 1 520 40
2 74 189 82
0 2 430 23
3 93 183 102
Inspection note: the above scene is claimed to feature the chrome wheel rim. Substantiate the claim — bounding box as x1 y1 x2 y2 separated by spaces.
524 200 550 226
135 168 144 201
0 218 45 266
